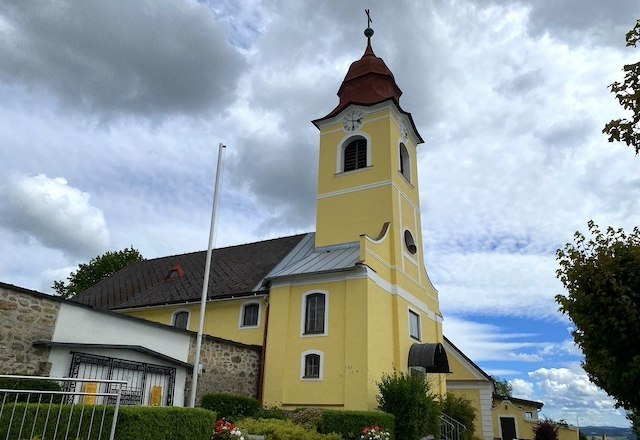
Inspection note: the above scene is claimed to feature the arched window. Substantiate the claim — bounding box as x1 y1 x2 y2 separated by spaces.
301 350 324 380
303 292 326 335
240 302 260 327
399 143 411 182
172 311 189 330
343 138 368 172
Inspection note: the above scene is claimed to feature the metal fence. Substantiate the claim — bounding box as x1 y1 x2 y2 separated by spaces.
0 375 126 440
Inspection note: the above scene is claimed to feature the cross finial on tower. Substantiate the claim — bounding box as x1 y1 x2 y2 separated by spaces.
364 9 374 39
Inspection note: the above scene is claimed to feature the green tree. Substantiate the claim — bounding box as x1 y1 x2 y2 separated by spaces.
555 221 640 415
439 393 476 440
53 247 144 298
603 19 640 154
490 376 512 397
377 371 440 440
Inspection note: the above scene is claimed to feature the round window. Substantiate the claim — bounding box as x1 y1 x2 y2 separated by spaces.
404 230 417 254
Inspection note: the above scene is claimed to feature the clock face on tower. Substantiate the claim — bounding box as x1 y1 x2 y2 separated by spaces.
342 110 364 132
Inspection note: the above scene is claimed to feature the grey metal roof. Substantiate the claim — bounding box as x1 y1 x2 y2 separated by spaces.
266 232 362 280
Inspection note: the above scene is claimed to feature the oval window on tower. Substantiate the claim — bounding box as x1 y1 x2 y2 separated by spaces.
404 230 417 254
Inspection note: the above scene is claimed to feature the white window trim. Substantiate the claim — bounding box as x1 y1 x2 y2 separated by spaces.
336 133 372 174
171 309 191 330
300 290 329 337
300 350 324 381
408 308 421 342
238 301 261 329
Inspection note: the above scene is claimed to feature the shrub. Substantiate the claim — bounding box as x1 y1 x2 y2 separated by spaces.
291 408 324 430
439 393 476 440
0 376 63 403
0 404 216 440
377 371 440 440
238 417 342 440
200 393 261 421
116 406 216 440
257 405 292 420
533 419 559 440
319 409 395 440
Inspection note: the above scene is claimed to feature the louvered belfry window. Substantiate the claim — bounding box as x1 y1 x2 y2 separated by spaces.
343 139 367 171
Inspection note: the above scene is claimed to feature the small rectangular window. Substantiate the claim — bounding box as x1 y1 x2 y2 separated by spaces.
409 310 420 340
242 303 259 327
304 354 321 378
173 311 189 330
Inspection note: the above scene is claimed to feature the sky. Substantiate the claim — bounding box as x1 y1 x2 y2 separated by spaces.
0 0 638 428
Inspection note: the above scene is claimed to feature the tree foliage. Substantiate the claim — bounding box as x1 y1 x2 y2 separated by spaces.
555 221 640 412
603 19 640 154
439 393 476 440
53 247 144 298
377 371 440 440
490 376 512 397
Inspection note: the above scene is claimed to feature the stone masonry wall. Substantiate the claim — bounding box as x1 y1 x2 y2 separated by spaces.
187 334 262 405
0 284 60 375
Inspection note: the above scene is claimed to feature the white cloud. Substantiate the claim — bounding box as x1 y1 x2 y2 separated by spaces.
0 174 109 257
511 378 535 399
526 365 629 426
444 316 545 362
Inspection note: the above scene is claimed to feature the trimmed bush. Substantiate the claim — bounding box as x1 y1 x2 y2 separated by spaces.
0 376 63 403
377 371 439 440
257 405 293 420
238 417 342 440
116 406 216 440
319 409 395 440
0 404 216 440
201 393 261 421
291 408 324 430
0 403 114 440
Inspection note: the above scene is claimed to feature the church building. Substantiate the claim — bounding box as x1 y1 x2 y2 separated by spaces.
76 21 449 411
71 20 578 440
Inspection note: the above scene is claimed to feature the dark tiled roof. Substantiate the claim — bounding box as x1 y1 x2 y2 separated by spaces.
73 234 308 310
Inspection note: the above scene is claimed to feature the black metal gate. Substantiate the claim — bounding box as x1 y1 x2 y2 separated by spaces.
67 352 176 406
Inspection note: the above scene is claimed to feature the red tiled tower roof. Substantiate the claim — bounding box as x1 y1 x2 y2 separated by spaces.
313 29 423 143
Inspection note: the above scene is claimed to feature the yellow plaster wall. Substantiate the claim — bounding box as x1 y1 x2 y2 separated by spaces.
262 278 370 409
493 400 540 440
124 298 266 346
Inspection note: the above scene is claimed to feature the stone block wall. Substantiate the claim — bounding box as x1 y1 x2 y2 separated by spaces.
187 334 262 404
0 284 60 375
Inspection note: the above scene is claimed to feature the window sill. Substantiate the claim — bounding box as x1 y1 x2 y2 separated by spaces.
239 325 259 330
335 166 372 176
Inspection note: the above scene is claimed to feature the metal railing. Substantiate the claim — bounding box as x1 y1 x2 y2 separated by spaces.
0 375 126 440
440 413 467 440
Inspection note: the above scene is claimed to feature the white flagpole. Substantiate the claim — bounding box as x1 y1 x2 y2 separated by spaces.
190 143 226 408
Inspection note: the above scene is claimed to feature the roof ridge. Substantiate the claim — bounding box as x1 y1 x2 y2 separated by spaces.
141 232 312 263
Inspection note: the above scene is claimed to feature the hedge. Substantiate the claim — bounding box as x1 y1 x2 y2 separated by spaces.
0 404 216 440
0 376 63 403
200 393 261 421
319 409 395 440
238 417 342 440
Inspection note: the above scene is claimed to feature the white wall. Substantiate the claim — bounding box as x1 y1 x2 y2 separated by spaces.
54 303 191 361
48 302 192 406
